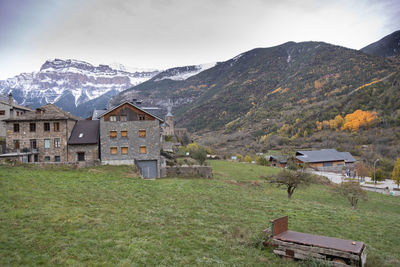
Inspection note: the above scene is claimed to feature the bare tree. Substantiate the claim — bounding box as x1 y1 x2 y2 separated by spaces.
332 181 367 209
268 169 312 198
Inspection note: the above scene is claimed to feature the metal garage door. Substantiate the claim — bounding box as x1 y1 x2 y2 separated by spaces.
136 160 158 178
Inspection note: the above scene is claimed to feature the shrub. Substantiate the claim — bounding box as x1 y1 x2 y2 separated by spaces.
256 156 270 166
190 146 207 165
244 155 252 163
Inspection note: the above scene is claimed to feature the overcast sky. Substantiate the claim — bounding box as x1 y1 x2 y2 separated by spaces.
0 0 399 79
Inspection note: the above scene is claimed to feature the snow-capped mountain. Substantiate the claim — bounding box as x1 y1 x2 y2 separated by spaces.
109 62 217 109
0 59 160 117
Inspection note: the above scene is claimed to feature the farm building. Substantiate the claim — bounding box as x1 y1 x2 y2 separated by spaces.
295 149 355 171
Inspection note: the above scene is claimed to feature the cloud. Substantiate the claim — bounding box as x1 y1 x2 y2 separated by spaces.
0 0 399 79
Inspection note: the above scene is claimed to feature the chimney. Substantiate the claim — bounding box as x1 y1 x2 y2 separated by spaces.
8 93 13 105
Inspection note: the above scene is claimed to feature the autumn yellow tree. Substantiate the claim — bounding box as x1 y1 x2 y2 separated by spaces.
392 158 400 188
329 115 344 130
341 110 377 131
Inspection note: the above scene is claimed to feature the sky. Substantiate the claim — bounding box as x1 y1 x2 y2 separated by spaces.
0 0 399 79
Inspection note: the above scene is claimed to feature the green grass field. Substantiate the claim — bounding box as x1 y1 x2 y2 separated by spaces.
1 161 399 266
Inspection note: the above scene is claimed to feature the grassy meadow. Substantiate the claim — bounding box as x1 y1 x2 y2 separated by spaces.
1 161 399 266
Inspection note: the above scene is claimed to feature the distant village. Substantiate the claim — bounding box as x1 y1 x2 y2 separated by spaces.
0 93 357 178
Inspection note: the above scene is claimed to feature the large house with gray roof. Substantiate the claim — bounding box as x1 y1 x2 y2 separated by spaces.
295 149 355 170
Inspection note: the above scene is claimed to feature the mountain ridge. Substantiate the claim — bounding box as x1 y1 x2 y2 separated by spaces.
0 58 160 117
361 30 400 57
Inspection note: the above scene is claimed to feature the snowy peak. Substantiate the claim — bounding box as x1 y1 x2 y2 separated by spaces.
0 59 161 116
154 62 216 82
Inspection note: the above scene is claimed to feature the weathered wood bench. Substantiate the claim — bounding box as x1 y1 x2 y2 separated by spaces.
270 216 366 266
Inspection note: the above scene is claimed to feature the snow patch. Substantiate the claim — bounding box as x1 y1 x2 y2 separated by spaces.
155 62 216 82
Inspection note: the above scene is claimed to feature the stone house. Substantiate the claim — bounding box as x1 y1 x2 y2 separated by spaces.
67 120 100 163
3 104 79 163
0 93 31 137
98 101 164 178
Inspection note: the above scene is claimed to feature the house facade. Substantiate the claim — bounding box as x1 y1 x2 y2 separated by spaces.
99 101 163 178
0 93 31 137
3 104 79 163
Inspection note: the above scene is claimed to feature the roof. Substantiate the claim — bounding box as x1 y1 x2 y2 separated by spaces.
296 149 355 163
5 104 80 122
338 152 356 163
99 101 164 122
92 109 107 120
0 100 32 111
68 120 99 145
270 155 289 164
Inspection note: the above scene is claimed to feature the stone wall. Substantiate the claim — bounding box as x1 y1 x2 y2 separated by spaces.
68 144 99 162
0 158 100 168
162 165 213 178
100 119 161 162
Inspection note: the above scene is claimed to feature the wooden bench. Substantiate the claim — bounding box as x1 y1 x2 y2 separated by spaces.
270 216 366 266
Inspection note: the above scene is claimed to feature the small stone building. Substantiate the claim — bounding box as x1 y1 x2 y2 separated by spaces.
68 120 100 163
98 101 163 178
3 104 79 162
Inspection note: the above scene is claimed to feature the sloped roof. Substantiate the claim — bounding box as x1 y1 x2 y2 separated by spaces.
68 120 99 145
270 155 289 163
0 99 32 111
99 101 164 122
338 152 356 163
92 109 107 120
5 104 80 121
296 149 355 163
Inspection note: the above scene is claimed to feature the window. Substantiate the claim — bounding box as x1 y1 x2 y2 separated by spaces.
55 156 61 162
16 111 19 116
54 122 60 132
13 123 19 132
30 123 36 132
120 115 127 121
30 139 37 149
139 146 147 154
110 147 118 155
323 162 333 167
44 156 50 162
138 114 145 120
44 122 50 131
34 155 38 162
121 147 128 154
13 140 20 149
110 131 117 138
54 138 60 148
77 152 85 162
110 115 117 121
121 130 128 137
139 130 146 138
0 110 5 115
44 139 51 149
